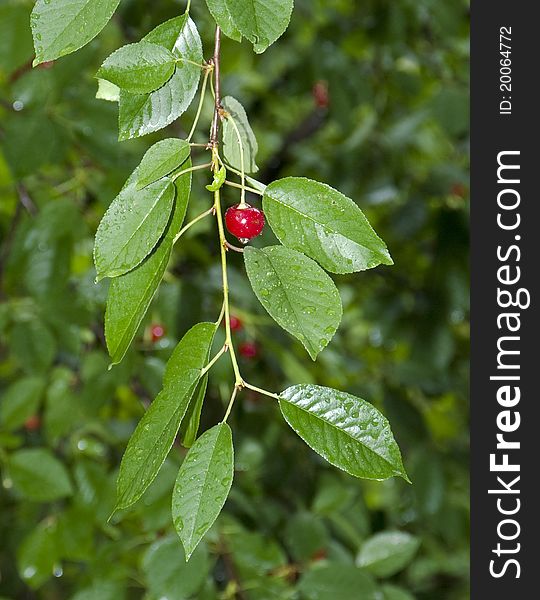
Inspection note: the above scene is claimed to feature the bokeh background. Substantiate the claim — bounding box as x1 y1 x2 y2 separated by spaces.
0 0 469 598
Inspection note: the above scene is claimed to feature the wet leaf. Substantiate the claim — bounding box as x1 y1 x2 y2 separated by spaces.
96 78 120 102
104 159 192 364
179 375 209 448
31 0 121 65
97 41 176 95
224 0 294 53
142 536 209 596
279 385 408 481
263 177 393 273
0 377 45 431
297 563 379 600
9 448 73 501
204 0 242 41
136 138 191 189
16 521 59 589
221 96 258 173
93 173 175 280
356 531 420 577
118 15 202 140
172 422 234 559
115 323 216 510
244 246 342 360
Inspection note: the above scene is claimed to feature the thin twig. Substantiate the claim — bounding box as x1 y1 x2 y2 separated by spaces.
224 180 263 196
224 240 244 253
173 206 214 243
210 27 222 147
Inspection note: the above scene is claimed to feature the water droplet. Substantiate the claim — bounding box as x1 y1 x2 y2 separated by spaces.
23 566 37 579
302 305 316 315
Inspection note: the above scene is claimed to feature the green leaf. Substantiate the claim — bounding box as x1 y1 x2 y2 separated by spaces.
279 385 408 481
204 0 242 41
206 165 227 191
297 563 379 600
17 521 59 589
118 15 202 140
9 448 73 501
179 375 209 448
115 322 216 510
142 536 209 598
356 531 420 577
221 96 258 173
136 138 191 190
263 177 393 273
224 0 294 53
0 377 45 431
97 41 177 95
96 78 120 102
244 246 342 360
104 160 192 364
172 422 234 559
382 584 416 600
31 0 121 65
93 173 175 280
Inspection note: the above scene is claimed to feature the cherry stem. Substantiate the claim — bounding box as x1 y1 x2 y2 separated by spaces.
187 67 211 143
224 240 244 253
200 345 228 377
222 384 241 422
243 381 280 400
224 180 262 196
173 206 214 244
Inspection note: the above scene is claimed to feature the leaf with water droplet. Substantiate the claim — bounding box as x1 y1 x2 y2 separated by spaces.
115 322 216 511
118 15 202 140
279 384 409 482
97 41 177 95
104 160 192 365
244 246 342 360
221 96 258 173
263 177 393 273
93 171 175 280
224 0 294 53
31 0 121 66
172 423 234 559
136 138 191 190
204 0 242 41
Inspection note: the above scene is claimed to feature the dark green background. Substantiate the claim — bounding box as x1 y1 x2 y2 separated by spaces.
0 0 469 598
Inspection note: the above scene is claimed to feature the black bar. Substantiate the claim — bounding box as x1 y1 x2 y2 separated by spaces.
471 1 538 596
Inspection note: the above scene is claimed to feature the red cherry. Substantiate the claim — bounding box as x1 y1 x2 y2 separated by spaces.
150 324 165 342
229 315 243 331
225 204 265 243
238 341 258 359
24 415 41 431
450 182 467 198
312 81 330 109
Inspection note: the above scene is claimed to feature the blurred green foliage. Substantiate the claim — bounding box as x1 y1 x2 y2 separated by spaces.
0 0 469 598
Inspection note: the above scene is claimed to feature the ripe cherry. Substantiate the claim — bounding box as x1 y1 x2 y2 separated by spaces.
312 80 330 109
24 415 41 431
229 315 242 331
150 323 165 342
225 204 265 244
239 341 258 359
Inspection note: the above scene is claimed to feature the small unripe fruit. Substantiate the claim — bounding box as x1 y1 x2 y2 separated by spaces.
150 324 165 342
238 341 258 359
225 204 265 244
